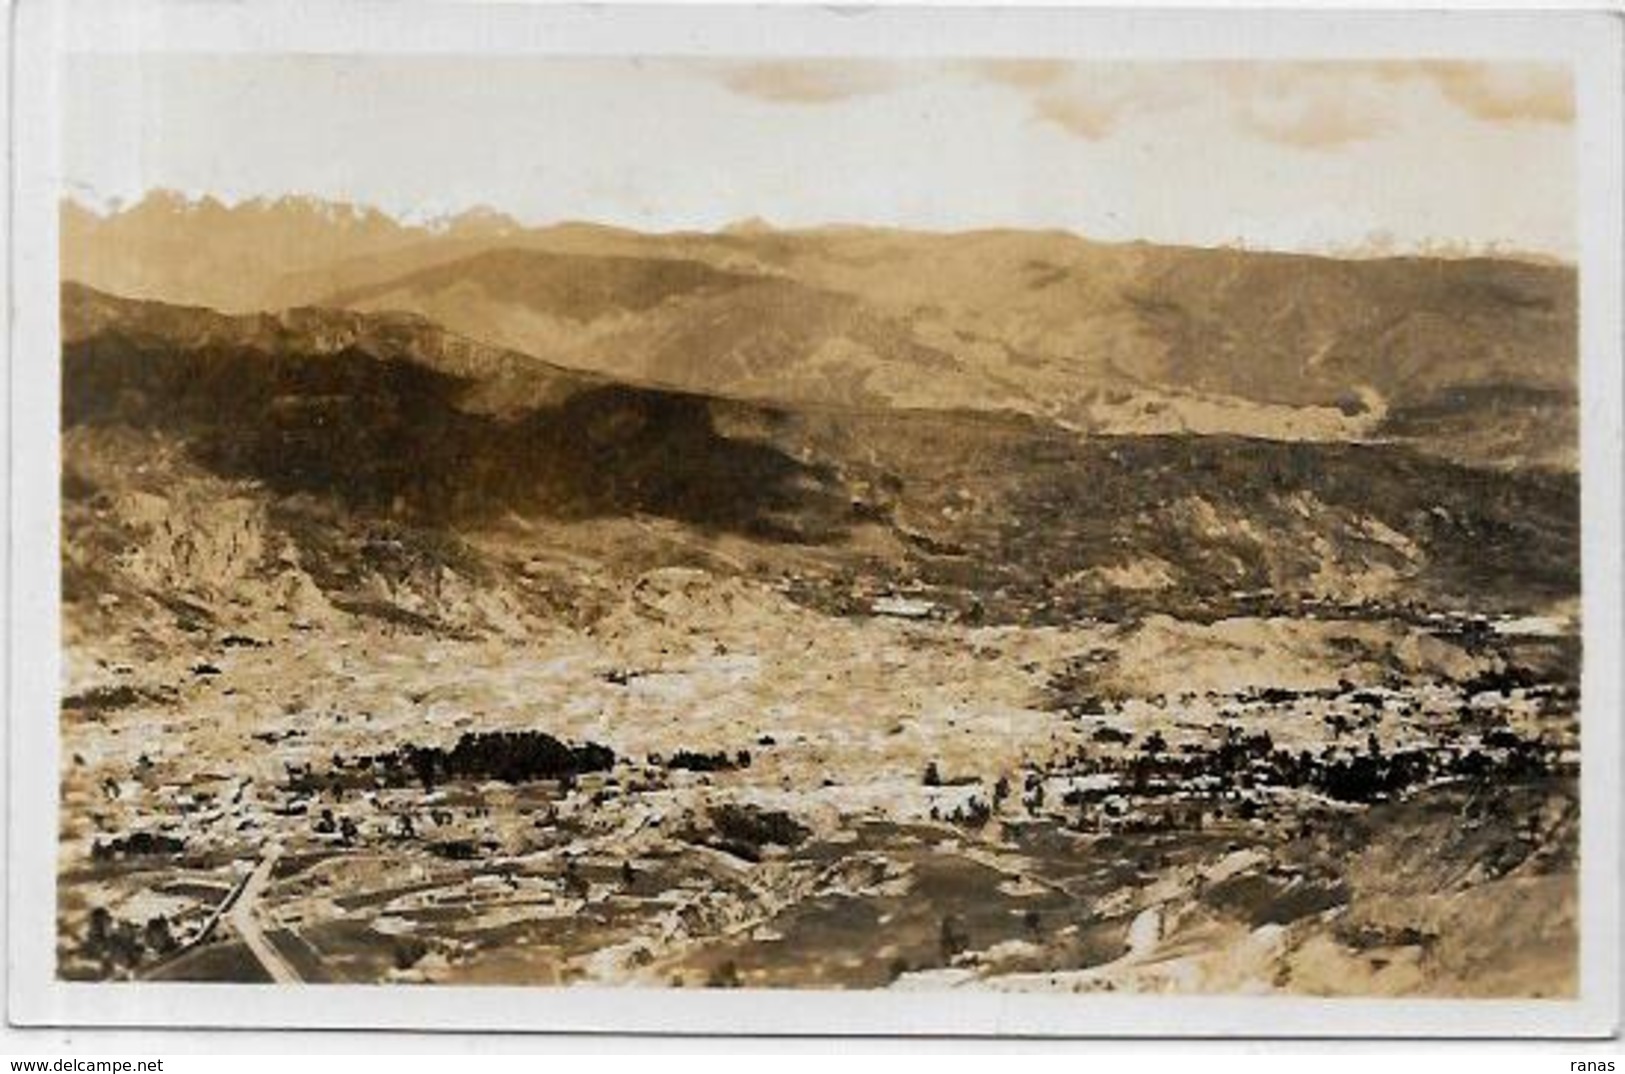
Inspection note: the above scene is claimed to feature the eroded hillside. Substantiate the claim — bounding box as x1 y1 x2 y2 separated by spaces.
63 285 1577 634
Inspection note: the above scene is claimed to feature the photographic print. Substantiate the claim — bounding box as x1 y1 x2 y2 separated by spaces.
11 0 1621 1036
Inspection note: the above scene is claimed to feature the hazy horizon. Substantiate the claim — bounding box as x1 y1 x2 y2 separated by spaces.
62 56 1576 260
60 185 1576 265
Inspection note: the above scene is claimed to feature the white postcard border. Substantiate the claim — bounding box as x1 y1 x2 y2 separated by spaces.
7 0 1621 1038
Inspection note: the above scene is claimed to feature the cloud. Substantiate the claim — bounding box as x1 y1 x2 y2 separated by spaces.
970 60 1573 151
1032 94 1120 140
709 60 902 104
1218 67 1390 149
1225 63 1572 150
1412 63 1573 125
992 65 1199 141
967 59 1071 90
1235 93 1383 149
705 59 1572 146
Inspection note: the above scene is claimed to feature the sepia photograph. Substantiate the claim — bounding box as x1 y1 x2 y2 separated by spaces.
7 0 1622 1039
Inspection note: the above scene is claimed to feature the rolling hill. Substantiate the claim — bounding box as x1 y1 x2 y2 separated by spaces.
61 193 1577 469
62 284 1578 640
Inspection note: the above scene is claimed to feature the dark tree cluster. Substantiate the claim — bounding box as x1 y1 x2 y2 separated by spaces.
289 730 616 794
665 749 751 773
91 831 186 860
1460 664 1541 697
419 731 615 786
1050 718 1562 829
79 907 177 974
689 803 810 862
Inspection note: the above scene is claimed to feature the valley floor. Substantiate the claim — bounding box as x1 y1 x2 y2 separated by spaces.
57 567 1578 996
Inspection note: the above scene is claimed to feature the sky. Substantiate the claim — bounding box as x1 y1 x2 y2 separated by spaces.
61 55 1576 257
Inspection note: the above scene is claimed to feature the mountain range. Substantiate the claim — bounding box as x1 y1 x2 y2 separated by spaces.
62 192 1578 471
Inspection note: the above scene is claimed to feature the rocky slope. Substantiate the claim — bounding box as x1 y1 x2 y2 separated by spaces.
63 284 1578 645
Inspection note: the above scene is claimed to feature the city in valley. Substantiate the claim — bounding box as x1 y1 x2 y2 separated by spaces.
56 191 1579 995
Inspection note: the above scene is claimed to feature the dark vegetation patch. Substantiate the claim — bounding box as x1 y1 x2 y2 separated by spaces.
91 831 186 860
75 905 181 975
1460 664 1543 696
290 730 616 795
939 796 994 829
920 761 979 788
63 683 174 713
397 731 614 790
685 804 810 862
665 749 752 773
1050 715 1566 828
251 728 306 745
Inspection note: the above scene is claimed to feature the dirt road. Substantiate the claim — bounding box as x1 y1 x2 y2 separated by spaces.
227 847 301 985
